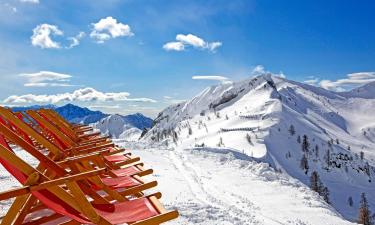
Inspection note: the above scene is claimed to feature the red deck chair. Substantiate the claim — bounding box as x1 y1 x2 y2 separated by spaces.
0 115 155 192
0 135 178 225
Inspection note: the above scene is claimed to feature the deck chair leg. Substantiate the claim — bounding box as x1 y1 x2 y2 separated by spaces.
13 195 38 225
1 194 30 225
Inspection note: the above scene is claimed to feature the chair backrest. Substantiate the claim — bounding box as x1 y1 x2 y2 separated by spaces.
0 137 92 223
38 109 78 141
26 110 76 149
0 107 67 157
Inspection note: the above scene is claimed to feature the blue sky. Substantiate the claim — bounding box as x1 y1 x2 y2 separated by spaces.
1 0 375 117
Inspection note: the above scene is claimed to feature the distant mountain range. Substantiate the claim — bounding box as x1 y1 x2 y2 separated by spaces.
11 103 152 128
11 103 153 140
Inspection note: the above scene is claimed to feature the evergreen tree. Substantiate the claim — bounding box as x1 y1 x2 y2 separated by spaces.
315 145 319 158
246 133 252 144
321 186 330 204
300 155 309 174
348 196 353 207
288 125 296 136
310 171 320 192
188 126 193 135
358 193 373 225
297 135 301 143
361 151 365 160
302 135 310 153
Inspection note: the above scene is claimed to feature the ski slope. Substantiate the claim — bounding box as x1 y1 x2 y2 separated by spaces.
143 74 375 222
0 142 355 225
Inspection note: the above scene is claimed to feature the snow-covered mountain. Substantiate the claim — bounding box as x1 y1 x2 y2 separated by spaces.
11 103 153 141
142 74 375 221
93 114 148 141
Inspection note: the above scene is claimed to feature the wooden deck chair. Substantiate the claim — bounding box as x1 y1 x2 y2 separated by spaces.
30 109 109 147
0 127 158 223
0 107 137 166
0 112 154 182
38 109 103 143
0 137 178 225
25 109 138 165
0 109 153 191
26 109 138 165
42 108 92 132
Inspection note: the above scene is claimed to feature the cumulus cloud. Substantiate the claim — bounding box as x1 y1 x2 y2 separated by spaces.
319 72 375 91
20 0 39 3
90 17 133 43
163 42 185 51
164 34 222 52
19 71 73 87
67 32 85 49
31 24 63 49
251 65 286 78
3 87 157 104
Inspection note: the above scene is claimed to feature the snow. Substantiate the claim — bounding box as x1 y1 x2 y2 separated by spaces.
143 74 375 222
0 141 355 225
1 74 375 224
92 114 143 141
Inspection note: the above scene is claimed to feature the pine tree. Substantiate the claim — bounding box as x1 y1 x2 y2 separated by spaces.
300 155 309 174
188 126 193 135
358 193 373 225
310 171 320 192
288 125 296 136
361 151 365 160
315 145 319 158
348 196 353 207
325 149 331 168
302 135 310 153
297 135 301 143
246 133 252 144
321 186 330 204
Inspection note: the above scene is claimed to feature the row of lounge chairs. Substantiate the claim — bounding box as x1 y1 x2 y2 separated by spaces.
0 107 178 224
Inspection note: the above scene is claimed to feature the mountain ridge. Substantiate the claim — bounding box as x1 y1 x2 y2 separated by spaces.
142 74 375 221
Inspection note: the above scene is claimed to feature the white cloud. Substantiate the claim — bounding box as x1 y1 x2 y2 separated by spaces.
176 34 206 48
318 72 375 91
251 65 286 78
20 0 39 3
31 24 63 49
90 17 133 43
3 87 156 104
164 34 222 52
67 31 85 49
163 42 185 51
19 71 73 87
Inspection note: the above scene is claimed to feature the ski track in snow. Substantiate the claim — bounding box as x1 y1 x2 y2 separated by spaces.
168 150 260 224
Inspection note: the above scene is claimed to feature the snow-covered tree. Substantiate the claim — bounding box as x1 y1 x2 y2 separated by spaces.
297 135 301 143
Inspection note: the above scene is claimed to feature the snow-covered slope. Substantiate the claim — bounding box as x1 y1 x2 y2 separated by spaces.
93 114 143 141
142 74 375 221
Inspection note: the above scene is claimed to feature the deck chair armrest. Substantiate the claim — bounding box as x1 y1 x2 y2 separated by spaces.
69 139 112 152
107 148 127 155
57 151 108 164
74 143 115 155
0 169 107 200
78 131 102 139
